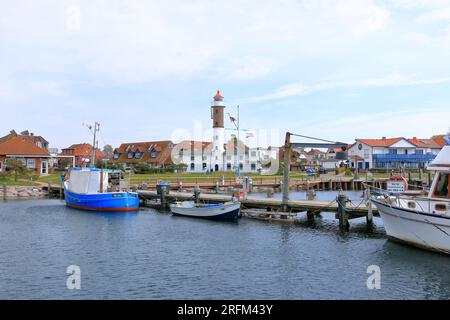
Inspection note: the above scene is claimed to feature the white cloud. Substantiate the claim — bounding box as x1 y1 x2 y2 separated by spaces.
228 56 275 80
0 0 391 85
302 108 450 142
244 73 450 103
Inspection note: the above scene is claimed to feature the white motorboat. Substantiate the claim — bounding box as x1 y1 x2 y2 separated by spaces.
170 201 241 220
372 136 450 254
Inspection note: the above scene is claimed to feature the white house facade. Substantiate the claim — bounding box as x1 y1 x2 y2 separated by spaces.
348 137 442 169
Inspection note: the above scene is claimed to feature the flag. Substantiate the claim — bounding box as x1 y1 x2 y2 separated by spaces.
229 116 237 123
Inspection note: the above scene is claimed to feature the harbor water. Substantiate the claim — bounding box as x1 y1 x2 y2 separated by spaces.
0 194 449 300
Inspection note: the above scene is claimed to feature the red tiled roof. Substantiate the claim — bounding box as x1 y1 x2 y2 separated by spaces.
356 137 404 147
112 141 174 165
408 138 441 148
432 135 446 147
0 136 49 156
306 149 324 155
60 143 105 159
176 140 212 152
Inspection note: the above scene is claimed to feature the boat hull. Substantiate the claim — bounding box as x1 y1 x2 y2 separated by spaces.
64 189 139 212
170 202 241 220
372 199 450 255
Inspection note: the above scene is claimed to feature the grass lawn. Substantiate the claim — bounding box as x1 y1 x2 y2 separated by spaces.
34 170 432 187
37 174 63 185
0 175 40 186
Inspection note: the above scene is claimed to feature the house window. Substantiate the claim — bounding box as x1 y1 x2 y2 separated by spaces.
227 155 232 160
202 163 207 169
251 151 257 157
251 163 256 171
190 163 195 171
27 159 36 169
113 153 120 160
19 159 26 166
239 163 243 170
227 163 232 170
134 152 143 159
416 150 424 155
151 151 159 158
128 153 133 159
191 155 195 161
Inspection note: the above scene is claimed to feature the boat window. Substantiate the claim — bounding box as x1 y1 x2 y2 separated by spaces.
433 174 449 198
408 202 416 209
435 204 447 211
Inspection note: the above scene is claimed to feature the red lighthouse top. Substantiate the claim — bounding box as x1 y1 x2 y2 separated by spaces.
213 90 224 100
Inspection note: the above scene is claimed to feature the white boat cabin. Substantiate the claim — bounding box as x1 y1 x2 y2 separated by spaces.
65 168 114 194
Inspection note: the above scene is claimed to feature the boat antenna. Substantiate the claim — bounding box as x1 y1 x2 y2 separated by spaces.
83 122 100 167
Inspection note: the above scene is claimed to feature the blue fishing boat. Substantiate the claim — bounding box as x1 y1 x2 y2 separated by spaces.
63 122 139 212
63 167 139 212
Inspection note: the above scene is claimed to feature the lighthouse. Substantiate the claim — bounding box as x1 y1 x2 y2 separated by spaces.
211 90 225 171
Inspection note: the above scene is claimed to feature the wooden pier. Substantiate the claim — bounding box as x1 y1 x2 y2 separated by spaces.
138 189 378 228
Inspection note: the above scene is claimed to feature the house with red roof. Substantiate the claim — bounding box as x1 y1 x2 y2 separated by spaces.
59 143 105 167
0 130 51 175
111 141 174 169
348 137 442 169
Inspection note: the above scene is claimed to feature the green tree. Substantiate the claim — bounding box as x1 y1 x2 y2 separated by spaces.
58 158 71 169
103 144 114 159
6 159 29 182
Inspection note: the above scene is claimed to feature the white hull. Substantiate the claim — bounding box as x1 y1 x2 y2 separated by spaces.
170 201 241 219
373 199 450 254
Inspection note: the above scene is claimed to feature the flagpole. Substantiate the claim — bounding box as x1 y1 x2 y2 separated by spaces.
237 105 240 177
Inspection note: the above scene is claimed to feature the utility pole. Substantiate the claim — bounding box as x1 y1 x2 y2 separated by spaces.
281 132 291 212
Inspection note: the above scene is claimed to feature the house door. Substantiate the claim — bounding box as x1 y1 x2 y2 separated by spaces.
215 164 219 172
41 161 48 175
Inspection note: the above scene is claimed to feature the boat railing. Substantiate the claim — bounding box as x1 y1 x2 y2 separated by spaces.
362 182 449 214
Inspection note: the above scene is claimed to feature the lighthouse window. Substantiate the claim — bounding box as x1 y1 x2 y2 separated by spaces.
433 174 449 198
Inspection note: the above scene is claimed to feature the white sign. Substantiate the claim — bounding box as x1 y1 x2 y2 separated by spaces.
387 180 405 193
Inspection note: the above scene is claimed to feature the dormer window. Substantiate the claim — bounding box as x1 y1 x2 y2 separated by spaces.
151 150 159 158
126 146 132 152
135 152 143 159
128 152 133 159
113 153 120 160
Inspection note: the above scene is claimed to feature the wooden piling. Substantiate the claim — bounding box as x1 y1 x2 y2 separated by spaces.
337 194 349 230
2 184 6 201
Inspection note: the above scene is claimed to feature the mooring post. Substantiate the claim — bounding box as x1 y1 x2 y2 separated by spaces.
365 188 373 225
281 132 291 215
337 193 349 230
59 180 63 199
194 187 201 204
3 184 6 201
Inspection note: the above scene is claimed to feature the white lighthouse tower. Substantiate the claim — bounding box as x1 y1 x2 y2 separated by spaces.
211 90 225 171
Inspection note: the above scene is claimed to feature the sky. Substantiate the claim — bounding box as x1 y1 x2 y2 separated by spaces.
1 0 450 150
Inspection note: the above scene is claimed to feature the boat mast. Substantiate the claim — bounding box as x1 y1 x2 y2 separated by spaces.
91 122 100 167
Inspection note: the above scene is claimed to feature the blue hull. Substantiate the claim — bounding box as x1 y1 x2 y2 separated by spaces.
64 189 139 212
